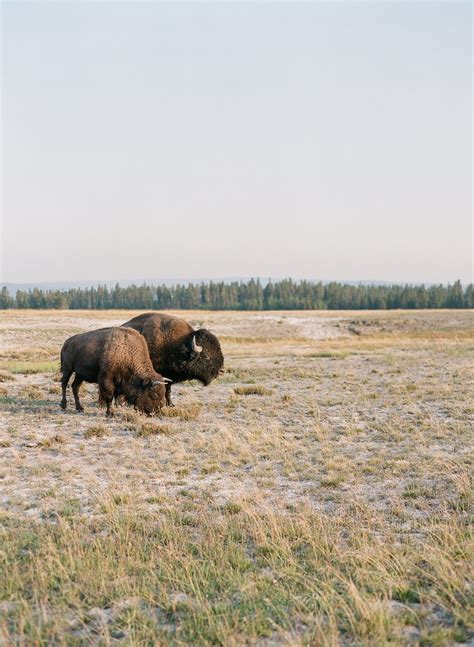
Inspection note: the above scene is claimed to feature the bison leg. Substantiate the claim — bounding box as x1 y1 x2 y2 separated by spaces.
99 377 115 418
105 400 114 417
60 369 73 410
165 383 174 407
71 376 84 412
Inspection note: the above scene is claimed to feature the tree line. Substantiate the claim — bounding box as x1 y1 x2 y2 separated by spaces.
0 279 471 311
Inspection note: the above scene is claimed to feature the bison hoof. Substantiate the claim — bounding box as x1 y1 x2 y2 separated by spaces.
76 407 84 413
166 401 175 408
60 402 66 410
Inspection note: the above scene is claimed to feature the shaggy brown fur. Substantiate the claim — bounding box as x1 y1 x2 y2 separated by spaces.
122 313 224 406
60 327 168 417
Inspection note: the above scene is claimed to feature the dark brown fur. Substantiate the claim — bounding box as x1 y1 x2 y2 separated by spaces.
60 327 167 417
122 313 224 406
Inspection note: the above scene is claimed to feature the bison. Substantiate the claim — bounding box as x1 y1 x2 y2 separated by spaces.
122 312 224 406
60 326 171 417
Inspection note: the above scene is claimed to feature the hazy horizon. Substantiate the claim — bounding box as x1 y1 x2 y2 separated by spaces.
1 276 470 294
1 2 472 285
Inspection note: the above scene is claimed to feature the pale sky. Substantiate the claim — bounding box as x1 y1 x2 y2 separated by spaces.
1 1 472 285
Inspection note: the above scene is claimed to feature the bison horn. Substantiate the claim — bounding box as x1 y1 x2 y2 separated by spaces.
152 379 168 386
192 335 203 353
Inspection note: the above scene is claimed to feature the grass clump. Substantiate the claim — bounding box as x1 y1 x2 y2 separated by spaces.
120 409 142 424
221 502 242 515
38 434 66 449
20 385 43 400
161 403 202 421
234 385 273 396
0 371 14 382
84 425 110 439
58 497 81 518
112 493 131 506
320 474 345 488
136 422 173 437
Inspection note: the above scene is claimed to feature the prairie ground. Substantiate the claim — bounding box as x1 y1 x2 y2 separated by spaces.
0 309 472 646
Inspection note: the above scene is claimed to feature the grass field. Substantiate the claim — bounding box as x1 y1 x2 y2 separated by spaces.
0 309 472 646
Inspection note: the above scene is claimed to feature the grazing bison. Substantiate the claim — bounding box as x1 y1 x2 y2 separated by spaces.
122 312 224 406
60 327 170 417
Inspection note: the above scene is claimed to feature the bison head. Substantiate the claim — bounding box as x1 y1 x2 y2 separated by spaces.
132 377 169 414
180 329 224 386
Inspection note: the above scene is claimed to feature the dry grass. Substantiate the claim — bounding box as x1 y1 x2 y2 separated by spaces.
0 503 471 645
160 402 202 421
20 385 43 400
135 422 174 437
119 409 142 424
84 425 110 439
37 434 66 449
0 309 473 645
234 385 273 396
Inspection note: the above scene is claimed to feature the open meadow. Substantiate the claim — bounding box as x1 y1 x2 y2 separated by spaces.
0 309 472 646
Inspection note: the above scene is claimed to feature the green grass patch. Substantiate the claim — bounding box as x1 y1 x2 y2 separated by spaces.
0 395 16 405
0 360 59 374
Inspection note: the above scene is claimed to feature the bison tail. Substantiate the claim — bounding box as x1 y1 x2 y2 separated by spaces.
60 347 68 376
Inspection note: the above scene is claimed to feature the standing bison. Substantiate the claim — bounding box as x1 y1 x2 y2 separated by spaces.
60 327 170 417
122 313 224 406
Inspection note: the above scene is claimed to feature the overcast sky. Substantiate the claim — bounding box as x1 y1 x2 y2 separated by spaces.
1 1 472 285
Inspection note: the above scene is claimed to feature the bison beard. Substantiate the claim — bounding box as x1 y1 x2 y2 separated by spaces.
122 313 224 406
